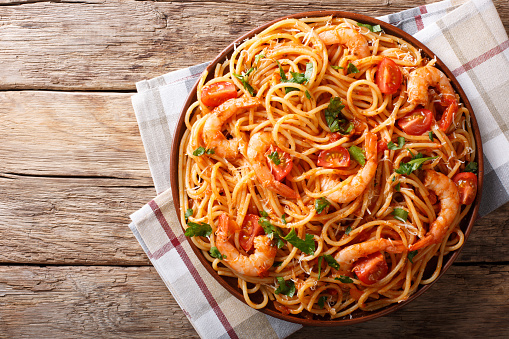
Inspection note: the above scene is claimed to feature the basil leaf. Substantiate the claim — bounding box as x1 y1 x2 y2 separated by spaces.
318 295 327 309
392 208 408 222
335 276 354 284
387 137 405 150
347 62 359 74
281 214 287 225
233 69 256 96
184 222 212 237
357 22 382 32
345 226 352 235
395 152 437 175
331 65 343 70
323 254 340 270
464 162 478 173
209 246 226 259
185 208 193 222
275 277 296 297
193 147 206 156
408 250 418 263
268 151 281 165
349 145 366 166
315 197 330 214
305 90 312 99
428 131 434 141
283 228 315 255
318 256 323 280
395 183 401 192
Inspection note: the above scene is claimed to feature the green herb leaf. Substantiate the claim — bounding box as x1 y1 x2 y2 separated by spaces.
209 246 226 259
193 147 206 156
392 208 408 222
205 148 215 155
349 145 366 166
464 162 478 173
395 183 401 192
275 277 296 297
277 62 314 94
260 210 269 217
428 131 434 141
233 69 256 96
258 216 285 248
185 208 193 222
323 254 340 270
282 214 287 225
331 65 344 70
268 151 281 165
345 226 352 235
357 22 382 32
304 62 313 81
283 228 315 255
273 261 283 267
395 152 437 175
408 250 418 263
323 97 347 133
315 197 330 214
184 222 212 237
335 276 354 284
254 53 265 65
347 62 360 74
318 295 327 309
318 256 323 280
277 61 288 81
305 90 311 99
387 137 405 150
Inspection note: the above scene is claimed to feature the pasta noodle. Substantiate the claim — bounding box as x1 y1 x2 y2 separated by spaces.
178 16 478 319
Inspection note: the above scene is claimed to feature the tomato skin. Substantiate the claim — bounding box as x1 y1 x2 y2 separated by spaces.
377 140 388 153
453 172 477 205
353 252 389 285
317 146 351 168
239 214 264 252
397 108 434 135
200 81 237 107
265 145 293 181
376 58 402 95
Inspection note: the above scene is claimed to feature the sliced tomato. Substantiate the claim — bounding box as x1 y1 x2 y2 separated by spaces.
329 132 342 142
453 172 477 205
317 146 350 168
376 57 402 95
353 252 389 285
438 97 458 132
265 145 293 181
397 108 433 135
377 140 388 153
239 214 264 252
200 81 237 107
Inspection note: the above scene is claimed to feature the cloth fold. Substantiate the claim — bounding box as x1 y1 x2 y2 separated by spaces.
130 1 509 337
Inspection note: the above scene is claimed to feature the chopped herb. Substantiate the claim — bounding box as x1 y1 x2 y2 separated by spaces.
282 214 287 225
323 254 340 270
315 197 330 214
392 208 408 222
304 62 314 81
276 61 313 94
305 90 312 99
233 68 256 96
395 151 437 175
272 261 283 267
258 216 285 248
428 131 434 141
260 210 269 217
267 151 281 165
395 182 401 192
349 145 366 166
318 295 327 308
192 147 205 156
318 256 323 279
254 53 265 65
283 228 315 255
357 22 382 32
275 277 296 297
184 222 212 237
408 250 418 263
387 137 405 150
347 62 360 74
324 97 352 134
209 246 226 260
392 175 396 182
464 162 478 173
335 276 354 284
331 65 344 70
184 208 193 222
345 226 352 235
206 148 215 154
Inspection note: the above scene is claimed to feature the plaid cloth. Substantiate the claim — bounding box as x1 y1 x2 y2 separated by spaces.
130 0 509 337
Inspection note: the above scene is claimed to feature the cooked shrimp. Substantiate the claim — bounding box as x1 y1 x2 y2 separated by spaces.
409 170 460 251
215 213 276 277
318 27 370 59
335 238 406 271
407 65 458 131
246 132 298 199
203 97 262 158
320 132 377 204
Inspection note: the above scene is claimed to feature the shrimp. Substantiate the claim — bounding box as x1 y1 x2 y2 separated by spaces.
246 132 298 199
318 27 370 59
320 132 377 204
335 238 406 271
407 65 458 131
408 170 460 251
203 97 262 158
215 213 276 277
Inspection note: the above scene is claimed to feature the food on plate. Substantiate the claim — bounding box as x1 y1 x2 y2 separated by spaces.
178 16 477 318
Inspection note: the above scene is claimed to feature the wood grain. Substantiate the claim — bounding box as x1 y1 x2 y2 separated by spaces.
0 0 507 90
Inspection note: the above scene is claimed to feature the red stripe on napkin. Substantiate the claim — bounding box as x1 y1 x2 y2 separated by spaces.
452 39 509 77
416 5 428 31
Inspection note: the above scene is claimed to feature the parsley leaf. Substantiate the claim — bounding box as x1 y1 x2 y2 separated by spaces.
275 277 296 297
272 261 283 267
260 210 269 217
392 208 408 222
323 254 340 270
304 62 313 81
267 151 281 165
184 208 193 222
305 90 312 99
282 214 287 225
315 197 330 214
184 222 212 237
387 137 405 150
345 226 352 235
395 151 437 175
277 61 314 94
347 62 360 74
324 97 353 134
318 295 327 309
193 147 206 156
331 65 344 70
395 182 401 192
258 216 285 248
209 246 226 259
357 22 382 32
233 68 256 96
428 131 434 141
318 256 323 280
464 162 478 173
206 148 215 155
408 250 418 263
335 276 354 284
349 145 366 166
254 53 265 65
283 228 315 255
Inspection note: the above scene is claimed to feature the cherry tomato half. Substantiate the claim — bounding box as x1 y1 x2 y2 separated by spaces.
266 145 293 181
377 140 388 153
453 172 477 205
353 252 389 285
376 58 402 95
239 214 264 252
397 108 434 135
200 81 237 107
317 146 350 168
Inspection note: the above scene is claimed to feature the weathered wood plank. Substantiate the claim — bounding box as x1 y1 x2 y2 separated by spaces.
0 264 507 337
0 0 507 90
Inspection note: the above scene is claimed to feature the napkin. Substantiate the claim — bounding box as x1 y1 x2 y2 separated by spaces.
130 0 509 337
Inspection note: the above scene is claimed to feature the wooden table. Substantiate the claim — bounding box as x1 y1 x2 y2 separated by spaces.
1 0 508 337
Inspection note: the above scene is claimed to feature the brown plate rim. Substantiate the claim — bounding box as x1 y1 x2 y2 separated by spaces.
169 10 484 326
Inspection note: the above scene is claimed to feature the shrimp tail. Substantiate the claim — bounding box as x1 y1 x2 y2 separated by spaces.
267 180 298 199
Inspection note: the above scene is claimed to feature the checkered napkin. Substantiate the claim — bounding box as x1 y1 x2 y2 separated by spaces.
130 0 509 337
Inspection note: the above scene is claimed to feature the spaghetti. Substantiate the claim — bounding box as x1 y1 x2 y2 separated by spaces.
178 16 478 318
